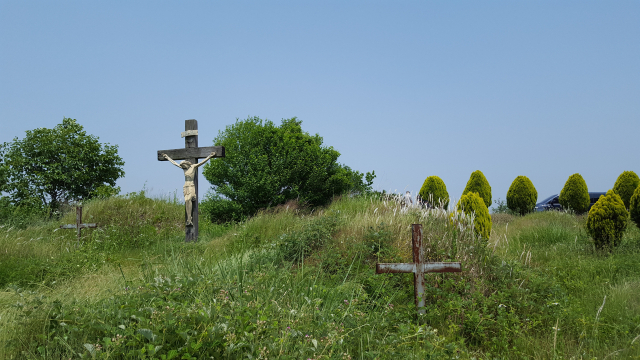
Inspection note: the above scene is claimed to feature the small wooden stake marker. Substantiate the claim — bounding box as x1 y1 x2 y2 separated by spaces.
60 206 97 242
376 224 462 313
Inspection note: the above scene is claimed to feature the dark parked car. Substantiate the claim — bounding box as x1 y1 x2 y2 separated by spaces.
534 192 606 212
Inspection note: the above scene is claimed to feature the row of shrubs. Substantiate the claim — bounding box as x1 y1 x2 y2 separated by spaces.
418 170 640 250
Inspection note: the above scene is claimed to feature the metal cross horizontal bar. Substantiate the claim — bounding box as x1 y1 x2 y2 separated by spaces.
156 146 225 161
60 223 97 229
376 262 462 274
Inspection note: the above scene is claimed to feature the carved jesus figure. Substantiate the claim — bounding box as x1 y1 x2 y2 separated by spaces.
162 152 216 226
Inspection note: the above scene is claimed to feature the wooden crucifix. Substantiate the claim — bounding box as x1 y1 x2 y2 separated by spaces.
376 224 462 313
60 206 97 242
157 119 225 242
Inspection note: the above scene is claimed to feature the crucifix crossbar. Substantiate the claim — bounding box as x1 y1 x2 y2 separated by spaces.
60 206 97 241
156 119 225 242
376 224 462 313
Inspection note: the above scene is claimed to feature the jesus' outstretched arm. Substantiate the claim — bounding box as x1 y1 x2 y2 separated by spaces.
194 152 216 168
162 153 182 168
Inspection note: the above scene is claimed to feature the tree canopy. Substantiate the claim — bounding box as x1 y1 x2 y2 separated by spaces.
0 118 125 211
201 117 375 222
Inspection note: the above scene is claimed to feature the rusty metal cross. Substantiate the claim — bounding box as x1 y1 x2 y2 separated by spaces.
376 223 462 313
60 206 97 242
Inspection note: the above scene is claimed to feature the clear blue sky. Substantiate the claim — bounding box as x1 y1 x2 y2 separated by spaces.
1 1 638 206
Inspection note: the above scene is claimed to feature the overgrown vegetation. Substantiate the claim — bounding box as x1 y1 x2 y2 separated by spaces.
1 192 640 359
201 117 375 222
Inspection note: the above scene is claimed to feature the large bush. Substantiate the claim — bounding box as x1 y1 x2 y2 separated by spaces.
462 170 491 208
202 117 375 222
506 176 538 215
457 191 492 240
613 171 640 209
419 176 449 208
630 185 640 228
559 173 590 214
586 190 628 249
0 118 124 211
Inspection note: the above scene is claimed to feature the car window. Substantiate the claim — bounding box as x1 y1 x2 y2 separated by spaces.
538 195 557 204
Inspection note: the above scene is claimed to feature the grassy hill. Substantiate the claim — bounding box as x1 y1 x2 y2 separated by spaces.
1 192 639 359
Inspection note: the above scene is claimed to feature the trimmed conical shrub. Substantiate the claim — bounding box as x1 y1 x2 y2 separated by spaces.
506 176 538 215
586 190 628 249
559 173 590 214
630 185 640 228
419 176 449 208
613 171 640 209
458 191 492 240
462 170 491 208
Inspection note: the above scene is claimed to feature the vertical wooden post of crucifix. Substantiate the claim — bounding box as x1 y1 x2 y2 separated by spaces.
376 224 462 314
184 120 199 241
157 119 225 242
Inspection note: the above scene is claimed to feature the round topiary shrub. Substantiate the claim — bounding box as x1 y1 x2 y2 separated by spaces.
559 173 590 214
457 191 492 240
630 185 640 228
613 170 640 209
419 176 449 208
586 190 628 249
462 170 491 208
506 175 538 215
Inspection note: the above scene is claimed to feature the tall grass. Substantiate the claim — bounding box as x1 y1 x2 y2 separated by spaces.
1 193 640 358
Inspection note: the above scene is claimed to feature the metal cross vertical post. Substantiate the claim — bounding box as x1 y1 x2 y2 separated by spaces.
412 224 426 313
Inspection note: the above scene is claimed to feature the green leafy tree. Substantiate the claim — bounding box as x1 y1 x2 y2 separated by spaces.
0 118 124 211
506 175 538 215
613 170 640 209
630 185 640 228
457 191 492 240
462 170 491 208
559 173 590 214
418 176 449 208
202 117 375 221
586 189 628 249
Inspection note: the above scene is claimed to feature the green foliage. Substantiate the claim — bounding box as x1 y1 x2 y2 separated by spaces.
418 176 449 208
559 173 590 214
462 170 491 208
276 213 339 262
631 185 640 228
506 175 538 215
0 118 124 211
586 190 629 249
202 117 375 221
200 192 246 223
458 191 492 239
5 192 640 358
613 170 640 209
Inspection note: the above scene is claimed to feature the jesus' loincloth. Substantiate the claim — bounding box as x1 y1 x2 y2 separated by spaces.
183 183 196 202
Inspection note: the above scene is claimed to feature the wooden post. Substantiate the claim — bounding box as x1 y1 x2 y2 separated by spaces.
184 120 198 242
